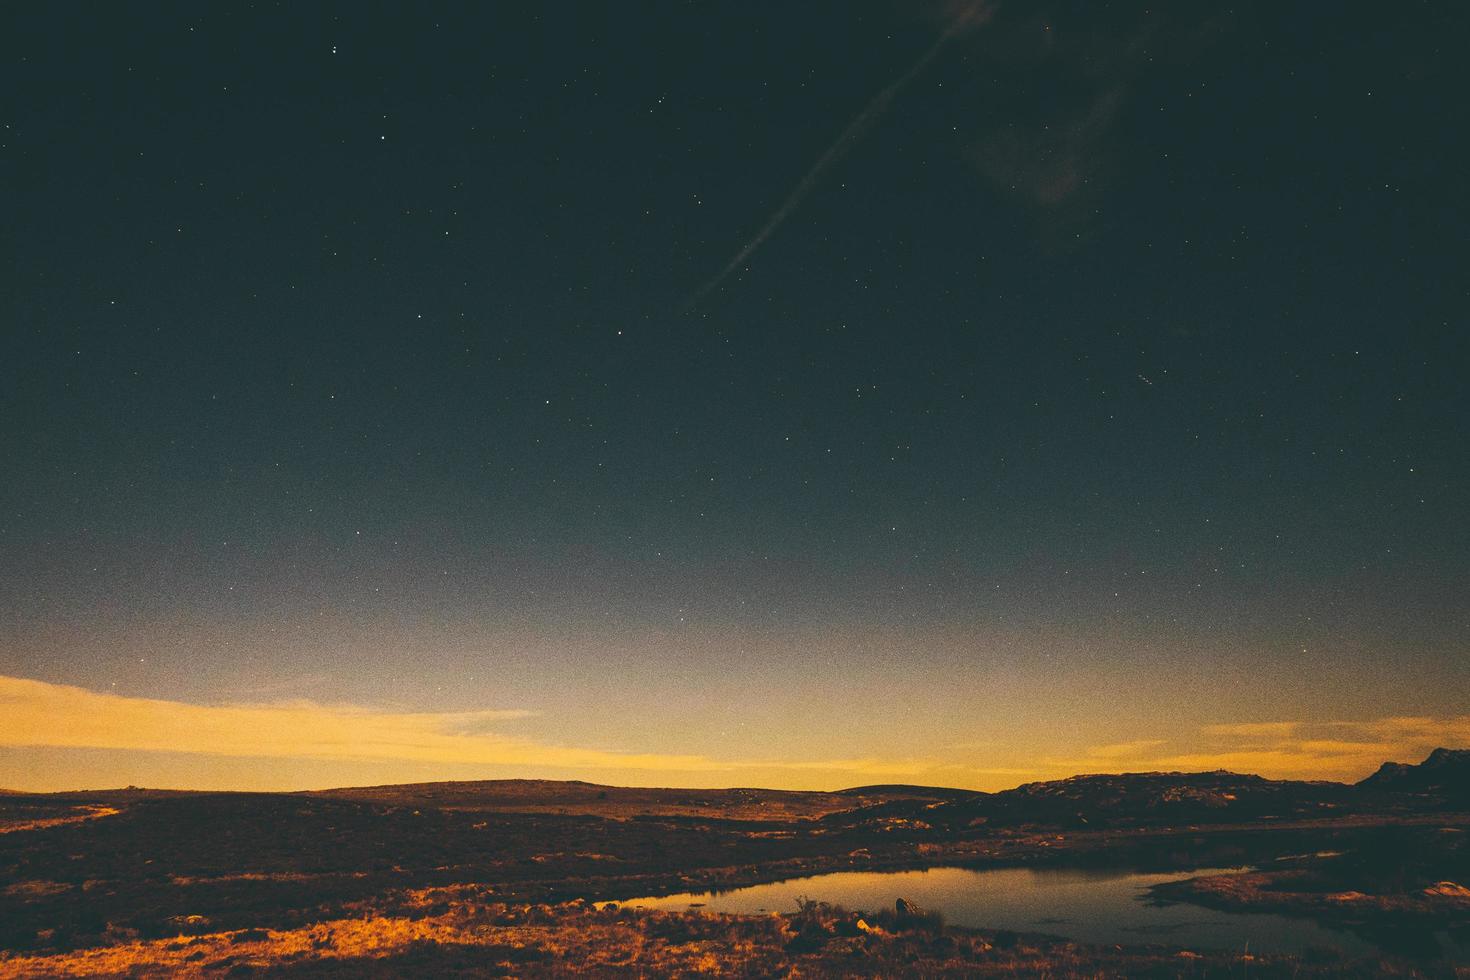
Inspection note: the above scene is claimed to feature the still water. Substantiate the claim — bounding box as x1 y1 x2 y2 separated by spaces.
629 865 1394 958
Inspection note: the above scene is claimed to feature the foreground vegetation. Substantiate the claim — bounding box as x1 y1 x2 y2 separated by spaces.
2 752 1465 975
0 898 1448 978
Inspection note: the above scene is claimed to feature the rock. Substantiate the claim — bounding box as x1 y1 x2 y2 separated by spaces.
895 897 924 920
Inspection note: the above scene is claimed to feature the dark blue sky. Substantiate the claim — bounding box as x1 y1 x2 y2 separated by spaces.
1 1 1466 790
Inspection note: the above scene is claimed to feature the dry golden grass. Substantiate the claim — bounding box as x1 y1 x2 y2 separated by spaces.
0 807 118 836
0 904 787 978
0 900 1438 979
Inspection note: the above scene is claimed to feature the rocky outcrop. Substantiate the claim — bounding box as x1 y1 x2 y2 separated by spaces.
1358 748 1469 805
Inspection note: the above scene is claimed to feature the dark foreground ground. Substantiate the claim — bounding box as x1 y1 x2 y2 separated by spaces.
1 750 1466 977
0 897 1455 978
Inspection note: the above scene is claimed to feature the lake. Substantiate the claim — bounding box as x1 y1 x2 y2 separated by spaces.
627 865 1405 959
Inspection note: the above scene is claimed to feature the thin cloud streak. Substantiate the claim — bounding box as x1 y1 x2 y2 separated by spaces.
1199 721 1301 739
0 675 946 784
5 675 1464 791
1084 739 1166 759
1053 718 1470 782
682 2 992 312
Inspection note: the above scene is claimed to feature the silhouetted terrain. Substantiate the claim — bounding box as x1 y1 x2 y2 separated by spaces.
1 751 1465 975
822 770 1376 837
309 779 954 819
1360 748 1470 806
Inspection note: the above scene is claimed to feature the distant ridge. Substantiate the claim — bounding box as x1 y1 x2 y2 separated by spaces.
8 752 1458 811
1358 747 1469 804
820 750 1467 834
305 779 955 820
834 785 986 801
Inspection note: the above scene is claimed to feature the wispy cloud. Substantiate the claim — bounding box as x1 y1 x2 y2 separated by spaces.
1 675 705 771
1058 717 1470 783
0 675 947 786
1083 739 1166 759
1326 716 1470 743
214 674 334 698
957 4 1238 244
6 675 1464 792
1199 721 1301 739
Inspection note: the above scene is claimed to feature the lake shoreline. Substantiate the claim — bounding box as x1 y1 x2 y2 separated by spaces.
5 779 1465 973
613 862 1401 961
0 899 1447 979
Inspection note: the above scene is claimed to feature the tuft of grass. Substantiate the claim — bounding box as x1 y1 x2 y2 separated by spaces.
865 899 947 936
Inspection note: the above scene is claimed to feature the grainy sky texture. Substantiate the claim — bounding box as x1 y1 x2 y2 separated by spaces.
2 1 1466 791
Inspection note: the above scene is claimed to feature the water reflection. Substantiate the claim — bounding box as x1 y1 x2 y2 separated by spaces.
628 865 1406 959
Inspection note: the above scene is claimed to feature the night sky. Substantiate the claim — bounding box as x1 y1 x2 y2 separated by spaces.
3 1 1467 791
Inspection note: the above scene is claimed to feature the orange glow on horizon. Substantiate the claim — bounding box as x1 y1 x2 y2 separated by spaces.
2 674 1466 794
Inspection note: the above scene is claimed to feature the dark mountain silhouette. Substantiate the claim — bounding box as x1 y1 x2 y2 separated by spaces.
302 750 1467 832
989 769 1353 827
825 769 1353 833
834 785 987 802
1358 747 1470 805
825 750 1466 833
